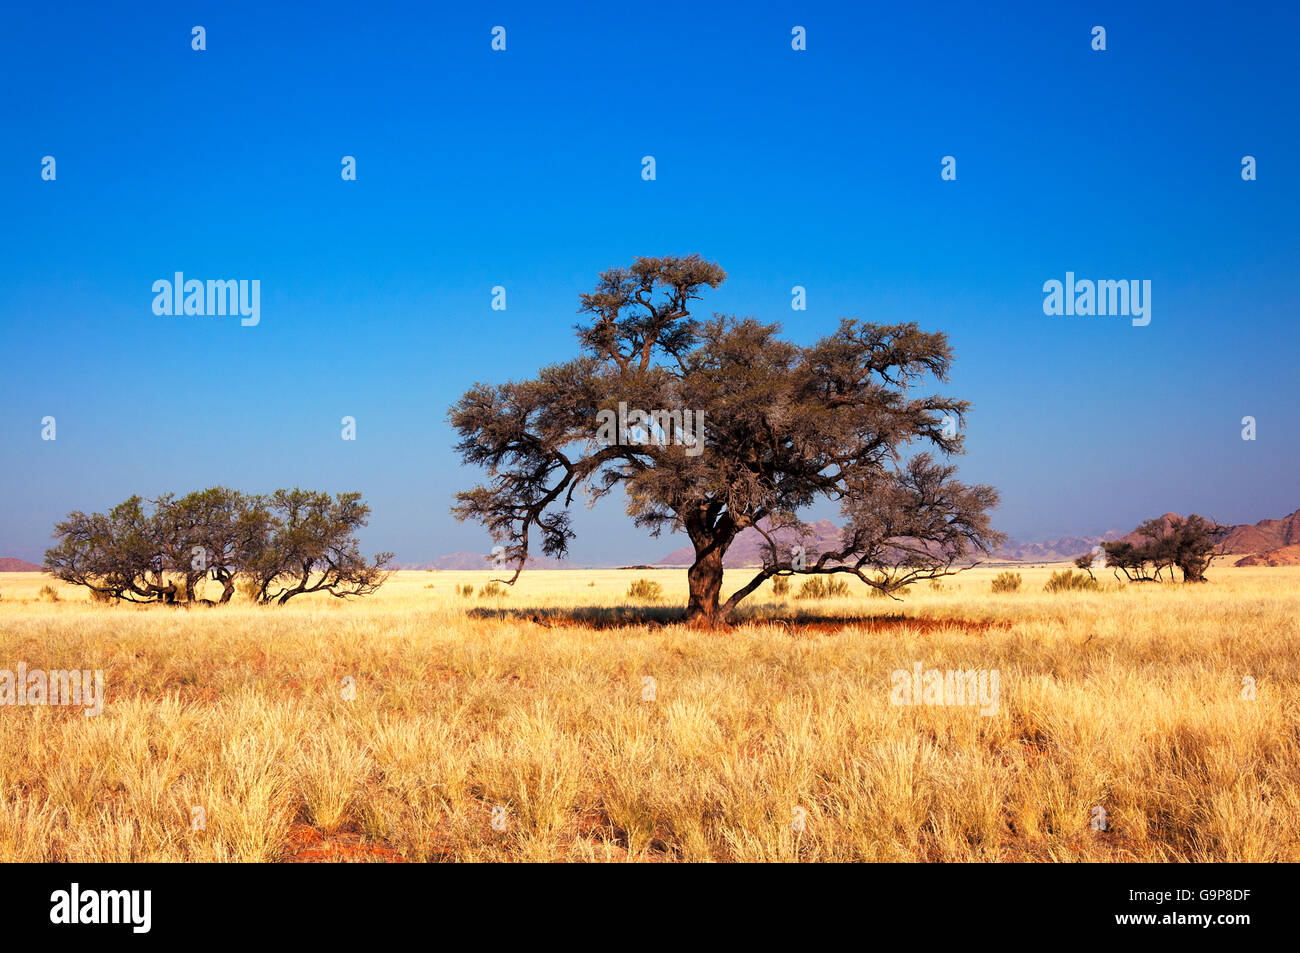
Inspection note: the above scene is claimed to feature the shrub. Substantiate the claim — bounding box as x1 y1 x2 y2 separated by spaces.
771 574 790 596
460 584 475 597
1043 570 1100 593
87 588 118 604
38 584 60 603
990 571 1022 594
478 582 507 599
626 578 663 601
796 576 851 600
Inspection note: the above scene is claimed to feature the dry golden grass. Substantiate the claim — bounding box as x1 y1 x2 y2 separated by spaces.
0 563 1297 862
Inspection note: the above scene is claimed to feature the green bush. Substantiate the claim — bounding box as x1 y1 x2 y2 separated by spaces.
795 576 851 600
990 571 1022 593
1043 570 1100 593
626 578 663 601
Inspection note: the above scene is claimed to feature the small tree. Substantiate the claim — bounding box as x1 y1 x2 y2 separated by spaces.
46 488 391 605
248 490 393 604
449 255 1004 627
183 487 274 603
46 496 179 603
1101 514 1224 584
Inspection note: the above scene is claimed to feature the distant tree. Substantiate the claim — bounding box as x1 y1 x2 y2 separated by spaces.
1101 514 1224 584
1100 540 1160 583
449 254 1004 627
46 488 391 604
243 490 392 604
1073 552 1098 580
182 487 274 603
1165 514 1225 582
46 496 178 603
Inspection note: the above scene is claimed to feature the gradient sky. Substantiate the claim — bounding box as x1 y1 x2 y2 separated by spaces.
1 0 1297 565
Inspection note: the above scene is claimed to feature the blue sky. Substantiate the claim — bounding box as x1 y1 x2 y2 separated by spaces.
1 1 1297 565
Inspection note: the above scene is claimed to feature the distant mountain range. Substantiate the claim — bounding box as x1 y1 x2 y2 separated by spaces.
653 509 1300 568
655 519 844 568
651 518 1121 568
991 532 1124 564
394 551 576 571
6 509 1297 574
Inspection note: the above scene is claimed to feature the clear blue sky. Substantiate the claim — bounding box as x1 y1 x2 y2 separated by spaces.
2 1 1297 565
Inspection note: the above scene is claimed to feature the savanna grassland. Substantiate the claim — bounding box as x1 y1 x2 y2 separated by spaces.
0 564 1297 862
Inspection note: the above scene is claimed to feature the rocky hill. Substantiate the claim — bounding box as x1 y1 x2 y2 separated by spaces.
0 557 45 572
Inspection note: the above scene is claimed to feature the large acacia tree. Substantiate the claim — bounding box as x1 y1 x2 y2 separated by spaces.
449 255 1003 626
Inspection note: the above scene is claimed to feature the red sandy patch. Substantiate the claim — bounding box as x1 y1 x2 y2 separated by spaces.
282 823 405 863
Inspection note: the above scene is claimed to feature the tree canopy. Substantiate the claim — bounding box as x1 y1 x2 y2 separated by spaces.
1099 514 1224 584
45 487 392 604
450 254 1004 626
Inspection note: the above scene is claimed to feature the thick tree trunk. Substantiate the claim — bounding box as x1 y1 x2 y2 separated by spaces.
685 547 725 627
682 508 739 628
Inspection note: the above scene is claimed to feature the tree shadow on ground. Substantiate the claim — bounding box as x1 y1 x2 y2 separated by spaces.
466 605 1005 634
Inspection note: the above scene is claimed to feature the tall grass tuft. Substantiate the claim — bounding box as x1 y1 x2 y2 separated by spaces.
626 579 663 601
795 576 851 600
1043 570 1100 593
991 571 1022 593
